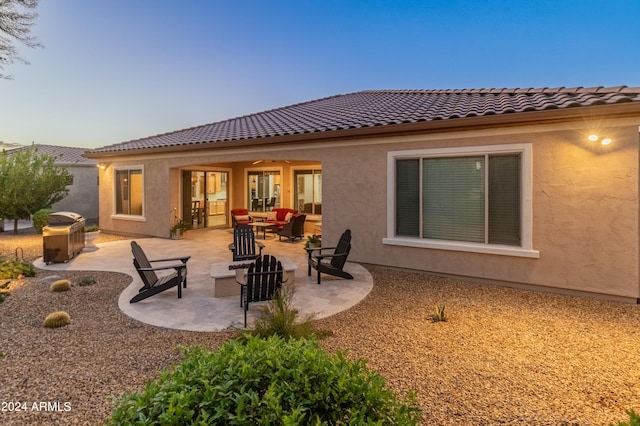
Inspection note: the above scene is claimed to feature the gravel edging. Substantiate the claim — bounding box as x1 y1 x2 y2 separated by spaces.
1 231 640 425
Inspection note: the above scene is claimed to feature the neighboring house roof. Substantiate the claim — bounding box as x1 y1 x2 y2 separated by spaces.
89 86 640 155
0 142 23 151
8 144 97 166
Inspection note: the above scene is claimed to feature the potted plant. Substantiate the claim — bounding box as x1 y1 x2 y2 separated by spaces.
305 234 321 249
84 225 100 250
170 220 190 239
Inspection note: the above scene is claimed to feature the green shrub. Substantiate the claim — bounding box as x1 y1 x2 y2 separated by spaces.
0 259 36 279
84 225 100 232
108 336 421 425
43 311 71 328
0 281 9 304
33 208 55 234
612 409 640 426
50 279 71 292
78 276 96 286
250 284 326 340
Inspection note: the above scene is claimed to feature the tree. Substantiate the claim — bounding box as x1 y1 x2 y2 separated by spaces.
0 0 42 79
0 145 71 233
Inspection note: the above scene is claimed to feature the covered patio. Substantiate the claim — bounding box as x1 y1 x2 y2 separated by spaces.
33 228 373 331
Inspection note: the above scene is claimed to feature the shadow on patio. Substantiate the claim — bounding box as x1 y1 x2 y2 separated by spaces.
33 228 373 331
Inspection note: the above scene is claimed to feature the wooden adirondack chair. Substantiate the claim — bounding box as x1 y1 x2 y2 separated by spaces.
228 224 264 261
306 229 353 285
236 254 284 327
130 241 190 303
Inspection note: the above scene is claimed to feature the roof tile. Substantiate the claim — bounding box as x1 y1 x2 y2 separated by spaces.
9 144 96 165
90 86 640 154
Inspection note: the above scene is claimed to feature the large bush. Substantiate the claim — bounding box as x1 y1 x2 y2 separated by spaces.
32 208 55 234
108 335 421 425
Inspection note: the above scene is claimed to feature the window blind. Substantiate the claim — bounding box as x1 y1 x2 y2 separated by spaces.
422 157 485 243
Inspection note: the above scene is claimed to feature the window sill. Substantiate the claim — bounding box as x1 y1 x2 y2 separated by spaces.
382 236 540 258
111 214 146 222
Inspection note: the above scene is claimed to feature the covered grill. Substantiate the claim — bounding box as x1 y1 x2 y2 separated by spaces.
43 211 86 264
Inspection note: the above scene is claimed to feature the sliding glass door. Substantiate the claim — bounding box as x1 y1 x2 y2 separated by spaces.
182 170 229 228
248 170 281 212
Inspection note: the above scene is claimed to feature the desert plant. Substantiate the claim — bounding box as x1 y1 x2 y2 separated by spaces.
78 276 96 286
305 234 321 248
432 304 447 322
50 279 71 292
84 224 100 232
612 409 640 426
0 281 10 303
0 259 36 279
170 219 190 237
108 336 421 425
250 284 324 340
32 208 56 234
43 311 71 328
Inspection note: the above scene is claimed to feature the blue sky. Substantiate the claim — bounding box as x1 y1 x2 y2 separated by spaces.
1 0 639 148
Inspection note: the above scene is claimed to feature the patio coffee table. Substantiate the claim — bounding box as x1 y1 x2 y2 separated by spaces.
247 221 277 239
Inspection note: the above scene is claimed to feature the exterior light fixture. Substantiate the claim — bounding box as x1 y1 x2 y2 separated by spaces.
601 138 612 146
588 134 599 142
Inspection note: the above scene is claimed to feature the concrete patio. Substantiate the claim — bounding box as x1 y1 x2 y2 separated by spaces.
33 228 373 331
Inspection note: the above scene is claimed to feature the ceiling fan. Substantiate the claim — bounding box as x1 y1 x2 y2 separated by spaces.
252 160 290 165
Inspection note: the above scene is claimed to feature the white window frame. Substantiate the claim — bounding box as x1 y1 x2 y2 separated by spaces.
111 165 146 221
383 143 539 258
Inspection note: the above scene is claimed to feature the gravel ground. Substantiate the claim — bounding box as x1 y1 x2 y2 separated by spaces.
1 229 640 425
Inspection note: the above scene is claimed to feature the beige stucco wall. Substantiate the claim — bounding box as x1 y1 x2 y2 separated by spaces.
96 119 640 300
53 164 99 220
314 122 640 300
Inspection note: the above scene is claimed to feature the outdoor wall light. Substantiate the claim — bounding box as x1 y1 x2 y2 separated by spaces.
96 163 106 170
601 138 612 146
588 134 599 142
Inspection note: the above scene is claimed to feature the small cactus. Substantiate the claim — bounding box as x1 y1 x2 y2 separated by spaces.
432 305 447 322
50 279 71 292
43 311 71 328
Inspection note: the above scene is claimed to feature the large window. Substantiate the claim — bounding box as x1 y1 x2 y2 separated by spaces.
385 144 538 258
115 168 143 216
294 169 322 214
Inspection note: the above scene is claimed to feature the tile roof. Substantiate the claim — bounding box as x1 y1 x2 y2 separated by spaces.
8 144 97 165
90 86 640 154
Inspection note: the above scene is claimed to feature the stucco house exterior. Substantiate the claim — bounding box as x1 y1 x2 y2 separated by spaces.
3 144 99 222
85 86 640 302
36 144 99 221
